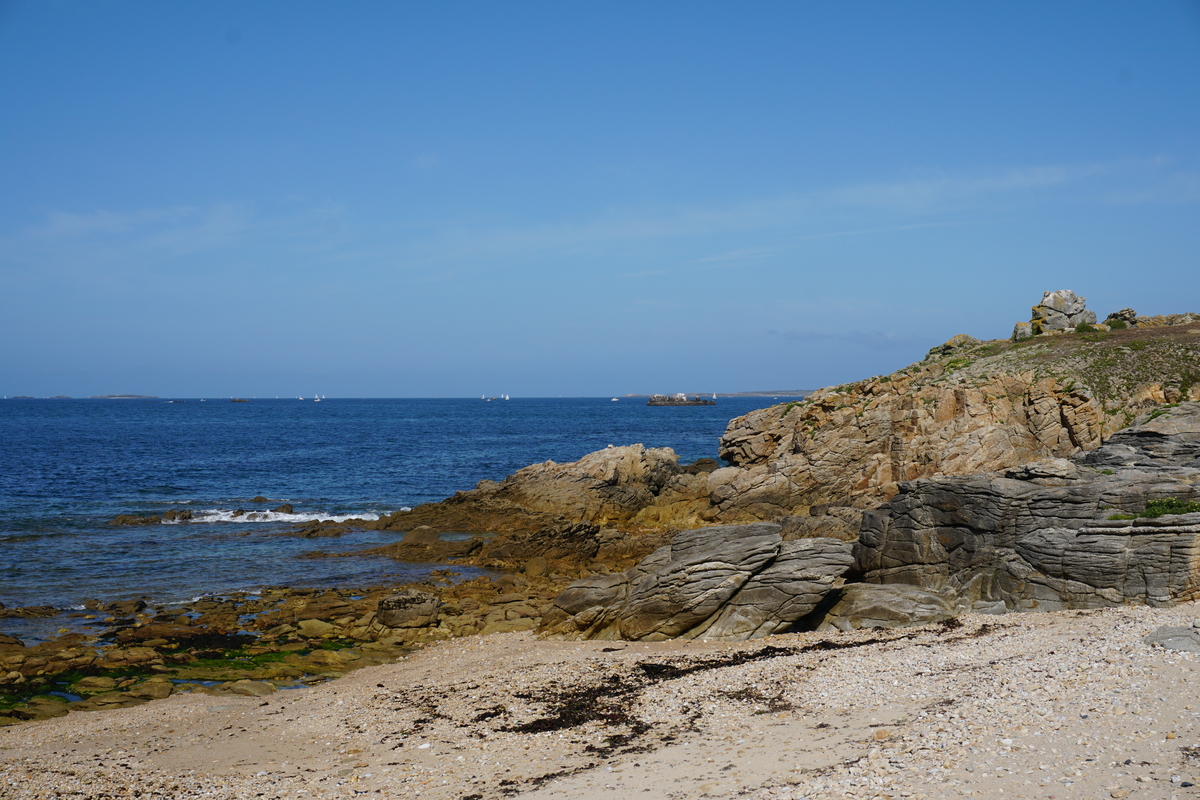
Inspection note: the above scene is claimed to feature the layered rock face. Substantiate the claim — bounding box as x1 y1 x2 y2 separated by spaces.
544 404 1200 644
538 523 853 641
855 403 1200 612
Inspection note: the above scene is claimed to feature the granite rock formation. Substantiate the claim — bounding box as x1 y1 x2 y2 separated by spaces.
1012 289 1098 340
373 444 689 534
1105 307 1139 328
538 523 854 641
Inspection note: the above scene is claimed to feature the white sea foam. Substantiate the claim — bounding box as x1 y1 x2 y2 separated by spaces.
163 509 390 524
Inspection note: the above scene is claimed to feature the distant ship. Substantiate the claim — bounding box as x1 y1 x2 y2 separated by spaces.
646 393 716 406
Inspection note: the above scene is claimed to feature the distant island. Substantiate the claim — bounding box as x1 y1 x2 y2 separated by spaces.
625 389 812 398
646 393 716 406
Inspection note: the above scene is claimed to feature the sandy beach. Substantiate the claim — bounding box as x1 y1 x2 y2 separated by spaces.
2 602 1198 799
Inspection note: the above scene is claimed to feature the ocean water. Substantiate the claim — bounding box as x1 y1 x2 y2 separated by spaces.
0 396 774 637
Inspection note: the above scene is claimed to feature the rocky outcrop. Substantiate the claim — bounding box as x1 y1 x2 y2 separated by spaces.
1105 308 1139 328
854 403 1200 612
1012 289 1098 339
372 444 692 533
538 523 854 641
714 372 1105 522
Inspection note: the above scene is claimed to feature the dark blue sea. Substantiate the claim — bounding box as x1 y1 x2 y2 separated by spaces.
0 396 774 639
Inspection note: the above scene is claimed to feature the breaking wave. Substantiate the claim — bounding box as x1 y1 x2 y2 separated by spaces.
163 509 408 525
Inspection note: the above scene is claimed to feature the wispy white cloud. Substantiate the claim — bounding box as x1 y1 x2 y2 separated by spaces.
615 269 667 279
0 201 338 278
4 156 1192 282
17 203 254 256
31 206 199 239
403 156 1189 267
768 327 931 349
695 247 779 264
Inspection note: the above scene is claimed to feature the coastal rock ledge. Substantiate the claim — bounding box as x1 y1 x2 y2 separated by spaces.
538 523 853 641
542 403 1200 641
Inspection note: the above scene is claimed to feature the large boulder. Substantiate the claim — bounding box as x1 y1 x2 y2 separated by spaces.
855 403 1200 612
1011 289 1099 337
538 523 854 641
401 526 441 545
1031 289 1096 333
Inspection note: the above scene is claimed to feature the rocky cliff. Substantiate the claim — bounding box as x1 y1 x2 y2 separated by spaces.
855 402 1200 612
540 402 1200 642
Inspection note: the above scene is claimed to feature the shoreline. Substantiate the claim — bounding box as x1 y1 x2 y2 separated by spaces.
0 562 577 726
1 603 1197 798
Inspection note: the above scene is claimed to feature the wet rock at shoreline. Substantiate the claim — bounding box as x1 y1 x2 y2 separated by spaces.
0 605 58 619
402 525 440 545
0 561 581 729
376 590 440 628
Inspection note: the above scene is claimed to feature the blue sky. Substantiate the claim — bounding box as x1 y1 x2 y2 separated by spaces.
2 1 1198 397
